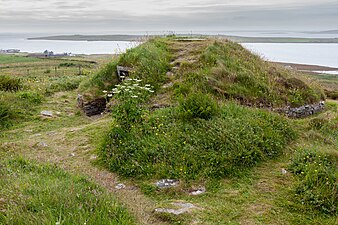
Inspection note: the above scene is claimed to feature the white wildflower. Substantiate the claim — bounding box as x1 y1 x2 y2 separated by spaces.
102 90 108 93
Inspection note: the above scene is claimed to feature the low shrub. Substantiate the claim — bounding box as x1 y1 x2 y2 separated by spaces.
110 78 154 130
17 91 43 104
0 75 22 92
178 92 219 120
0 102 13 129
46 76 84 94
288 148 337 214
59 62 76 67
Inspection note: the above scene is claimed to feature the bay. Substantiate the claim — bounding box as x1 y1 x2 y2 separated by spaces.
242 43 338 68
0 33 140 54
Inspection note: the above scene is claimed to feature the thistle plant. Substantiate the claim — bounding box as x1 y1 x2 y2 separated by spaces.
109 78 154 130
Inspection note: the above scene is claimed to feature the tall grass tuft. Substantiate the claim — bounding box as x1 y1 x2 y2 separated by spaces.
289 148 337 215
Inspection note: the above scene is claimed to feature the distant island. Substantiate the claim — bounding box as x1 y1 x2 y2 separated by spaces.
28 34 338 43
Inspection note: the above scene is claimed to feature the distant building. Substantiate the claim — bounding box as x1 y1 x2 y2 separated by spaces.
0 49 20 54
28 50 71 58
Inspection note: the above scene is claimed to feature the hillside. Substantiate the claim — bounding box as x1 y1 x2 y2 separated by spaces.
0 37 337 224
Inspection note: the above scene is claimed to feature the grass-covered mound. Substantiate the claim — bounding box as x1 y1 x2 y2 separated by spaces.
99 95 296 180
172 39 324 107
79 38 171 97
96 37 328 181
82 37 323 108
0 156 135 224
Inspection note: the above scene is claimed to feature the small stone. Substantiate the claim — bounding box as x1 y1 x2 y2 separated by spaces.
47 131 57 136
37 142 48 147
281 168 287 175
156 179 179 188
166 72 174 77
56 111 62 115
115 183 126 190
41 110 53 117
155 202 196 215
162 82 173 88
90 155 97 160
25 130 33 132
69 153 75 157
190 187 206 195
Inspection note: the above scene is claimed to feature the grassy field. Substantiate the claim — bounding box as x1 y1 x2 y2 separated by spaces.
0 54 42 64
0 38 337 224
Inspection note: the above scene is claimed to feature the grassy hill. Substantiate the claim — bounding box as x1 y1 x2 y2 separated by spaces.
0 37 337 224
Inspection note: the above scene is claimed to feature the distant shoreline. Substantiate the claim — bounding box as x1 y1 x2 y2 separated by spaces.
28 34 338 43
275 62 338 74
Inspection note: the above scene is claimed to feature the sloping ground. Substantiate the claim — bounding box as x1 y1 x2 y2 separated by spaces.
1 38 336 224
165 38 324 108
0 91 167 224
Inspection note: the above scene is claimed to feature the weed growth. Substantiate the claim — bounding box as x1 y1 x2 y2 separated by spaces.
289 148 337 214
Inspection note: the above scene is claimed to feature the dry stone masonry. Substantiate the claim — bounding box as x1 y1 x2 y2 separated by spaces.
275 101 325 118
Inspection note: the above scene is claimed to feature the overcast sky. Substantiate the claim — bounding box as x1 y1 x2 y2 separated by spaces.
0 0 337 33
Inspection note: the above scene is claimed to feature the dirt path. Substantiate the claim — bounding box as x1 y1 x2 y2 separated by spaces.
1 92 167 225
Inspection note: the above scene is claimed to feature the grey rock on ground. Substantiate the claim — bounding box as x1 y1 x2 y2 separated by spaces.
190 187 206 195
41 110 53 117
155 202 196 215
156 179 179 188
115 183 126 190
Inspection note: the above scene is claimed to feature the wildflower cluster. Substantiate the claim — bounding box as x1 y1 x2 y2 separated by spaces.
108 78 154 130
111 78 154 101
289 149 337 214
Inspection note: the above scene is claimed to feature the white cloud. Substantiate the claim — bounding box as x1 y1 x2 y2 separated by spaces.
0 0 337 32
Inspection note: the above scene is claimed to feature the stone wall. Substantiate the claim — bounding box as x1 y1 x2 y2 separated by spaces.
274 101 325 118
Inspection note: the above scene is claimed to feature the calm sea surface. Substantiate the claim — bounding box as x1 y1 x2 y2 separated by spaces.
1 32 338 68
0 33 140 54
242 43 338 68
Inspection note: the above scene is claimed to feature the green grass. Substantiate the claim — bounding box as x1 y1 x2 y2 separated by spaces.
0 55 41 64
288 148 337 214
99 102 296 180
0 155 135 225
197 40 323 107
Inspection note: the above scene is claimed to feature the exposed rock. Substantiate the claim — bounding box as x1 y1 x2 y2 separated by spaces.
115 183 126 190
190 187 206 196
156 179 179 188
166 71 174 77
37 142 48 147
274 101 325 118
47 131 57 136
82 97 107 117
69 153 75 157
90 155 97 160
77 94 84 108
117 66 133 81
151 103 170 110
281 168 288 175
41 110 53 117
162 82 173 89
155 202 196 215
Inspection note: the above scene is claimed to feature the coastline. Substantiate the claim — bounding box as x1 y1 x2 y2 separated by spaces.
275 62 338 72
28 34 338 43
